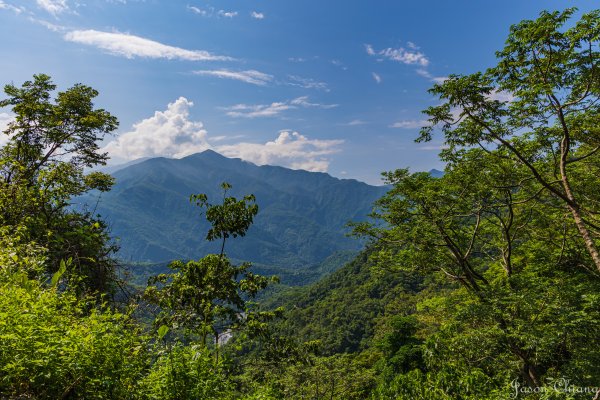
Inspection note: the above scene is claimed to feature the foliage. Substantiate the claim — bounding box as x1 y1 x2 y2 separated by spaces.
140 344 235 400
0 251 147 399
351 7 600 396
145 183 273 356
419 8 600 273
0 74 119 294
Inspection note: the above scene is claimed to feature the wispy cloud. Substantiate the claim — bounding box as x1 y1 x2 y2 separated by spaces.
223 96 337 118
418 144 448 151
343 119 367 126
187 6 238 18
187 5 209 16
0 1 25 14
290 96 338 109
64 30 232 61
217 10 237 18
251 11 264 19
288 57 306 63
193 69 273 86
29 16 66 32
36 0 69 16
287 75 329 91
389 119 428 129
366 43 429 66
416 68 447 83
102 97 210 161
217 131 344 172
372 72 382 84
223 102 292 118
331 59 347 70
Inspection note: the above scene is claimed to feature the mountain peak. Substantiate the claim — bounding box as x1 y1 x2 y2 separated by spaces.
186 149 228 160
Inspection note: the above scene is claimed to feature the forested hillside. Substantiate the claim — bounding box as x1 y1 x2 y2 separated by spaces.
77 150 386 267
1 8 600 400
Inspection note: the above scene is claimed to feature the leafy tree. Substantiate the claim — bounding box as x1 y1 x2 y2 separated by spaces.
145 183 272 353
419 8 600 273
354 8 600 393
0 74 119 293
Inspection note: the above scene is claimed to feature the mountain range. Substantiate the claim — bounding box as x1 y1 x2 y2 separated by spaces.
77 150 388 270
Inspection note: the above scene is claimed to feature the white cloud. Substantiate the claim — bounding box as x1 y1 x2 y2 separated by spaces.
223 96 337 118
102 97 210 161
0 1 25 14
217 10 237 18
193 69 273 86
101 99 342 172
187 5 209 16
366 43 429 67
251 11 264 19
64 30 232 61
489 89 515 103
372 72 382 84
343 119 367 126
287 75 329 91
390 119 427 129
418 144 447 151
224 102 292 118
290 96 338 109
288 57 306 63
36 0 69 15
216 131 343 172
416 68 447 83
0 113 14 147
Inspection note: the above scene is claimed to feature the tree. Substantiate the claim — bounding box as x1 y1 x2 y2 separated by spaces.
145 183 272 354
354 8 600 391
419 8 600 273
0 74 118 293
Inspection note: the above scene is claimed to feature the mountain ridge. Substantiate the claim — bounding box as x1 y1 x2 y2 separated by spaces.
77 150 388 270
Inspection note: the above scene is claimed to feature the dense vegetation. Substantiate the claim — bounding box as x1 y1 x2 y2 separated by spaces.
1 8 599 399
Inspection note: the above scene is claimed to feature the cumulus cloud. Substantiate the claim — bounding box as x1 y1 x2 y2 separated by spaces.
193 69 273 86
37 0 69 15
251 11 264 19
366 43 429 66
372 72 382 84
217 131 343 172
101 99 342 172
64 30 232 61
102 97 210 161
223 96 337 118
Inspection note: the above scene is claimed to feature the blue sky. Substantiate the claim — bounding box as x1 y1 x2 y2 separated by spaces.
0 0 596 184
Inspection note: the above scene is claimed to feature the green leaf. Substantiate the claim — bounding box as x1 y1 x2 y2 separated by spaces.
157 325 169 340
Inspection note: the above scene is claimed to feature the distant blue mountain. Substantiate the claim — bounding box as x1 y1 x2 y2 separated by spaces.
77 150 388 269
429 168 444 178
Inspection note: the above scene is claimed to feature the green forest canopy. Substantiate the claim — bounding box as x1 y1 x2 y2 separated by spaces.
0 8 599 400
